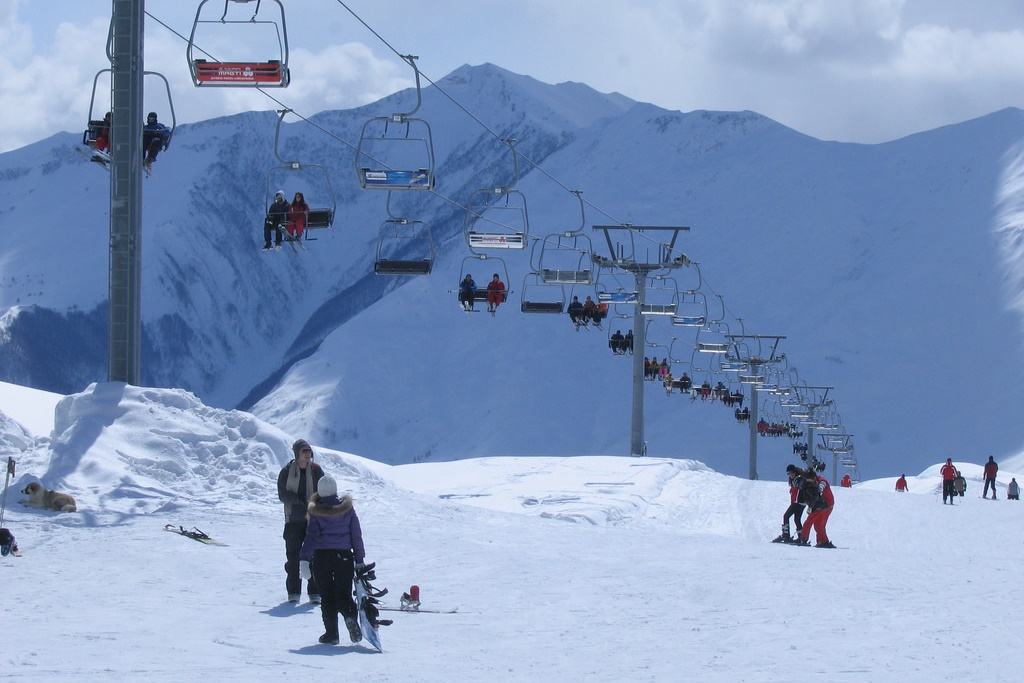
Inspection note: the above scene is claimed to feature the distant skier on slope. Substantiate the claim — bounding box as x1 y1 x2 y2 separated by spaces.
940 458 958 505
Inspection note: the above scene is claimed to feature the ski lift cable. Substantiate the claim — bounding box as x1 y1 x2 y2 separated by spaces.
153 7 849 430
330 0 627 226
148 8 532 236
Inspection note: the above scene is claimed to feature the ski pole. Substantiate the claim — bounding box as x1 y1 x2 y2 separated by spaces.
0 457 15 529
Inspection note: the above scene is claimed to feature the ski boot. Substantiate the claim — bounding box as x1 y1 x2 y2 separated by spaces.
771 533 791 544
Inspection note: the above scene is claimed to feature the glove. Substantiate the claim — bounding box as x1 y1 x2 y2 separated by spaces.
299 560 311 580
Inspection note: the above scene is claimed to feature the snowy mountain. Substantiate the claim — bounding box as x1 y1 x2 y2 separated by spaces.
1 380 1022 682
1 63 1023 479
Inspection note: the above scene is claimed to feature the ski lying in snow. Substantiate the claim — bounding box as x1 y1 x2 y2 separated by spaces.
353 563 392 652
163 524 227 546
378 605 458 613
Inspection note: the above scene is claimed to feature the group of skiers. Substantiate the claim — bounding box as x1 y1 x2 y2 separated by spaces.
772 462 836 548
458 273 506 314
263 190 313 250
936 455 1019 503
567 295 607 329
277 439 367 645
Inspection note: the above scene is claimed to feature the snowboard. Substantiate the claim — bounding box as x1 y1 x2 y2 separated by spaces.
353 563 392 652
163 524 227 546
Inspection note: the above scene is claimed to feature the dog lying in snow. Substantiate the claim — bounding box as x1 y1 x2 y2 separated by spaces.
20 481 77 512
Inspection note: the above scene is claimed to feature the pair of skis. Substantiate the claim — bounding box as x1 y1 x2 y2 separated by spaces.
162 524 228 546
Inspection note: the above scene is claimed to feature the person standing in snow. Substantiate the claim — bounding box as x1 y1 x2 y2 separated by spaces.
940 458 958 504
1007 478 1020 500
299 475 366 645
953 470 967 498
277 439 324 603
795 468 835 548
772 464 806 544
982 455 998 499
895 475 908 492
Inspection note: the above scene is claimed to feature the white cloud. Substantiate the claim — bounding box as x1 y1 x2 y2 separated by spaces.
4 0 1024 151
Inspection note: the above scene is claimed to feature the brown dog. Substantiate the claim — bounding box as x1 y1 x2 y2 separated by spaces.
20 482 77 512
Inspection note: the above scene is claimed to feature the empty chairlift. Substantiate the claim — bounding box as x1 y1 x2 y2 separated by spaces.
638 276 679 316
463 139 529 250
672 290 708 327
188 0 290 87
520 271 566 314
534 191 596 284
356 55 435 191
375 218 435 275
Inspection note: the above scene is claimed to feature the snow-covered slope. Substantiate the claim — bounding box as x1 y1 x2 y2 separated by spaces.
0 382 1021 682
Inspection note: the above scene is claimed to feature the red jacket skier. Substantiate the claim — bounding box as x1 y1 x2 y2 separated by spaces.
796 470 835 548
485 273 505 314
940 458 958 504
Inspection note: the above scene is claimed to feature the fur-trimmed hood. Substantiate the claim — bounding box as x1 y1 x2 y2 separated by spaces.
306 494 353 518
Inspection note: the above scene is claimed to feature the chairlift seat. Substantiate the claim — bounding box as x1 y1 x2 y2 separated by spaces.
697 342 730 353
358 168 433 190
467 231 527 249
739 374 765 385
193 60 289 86
306 208 334 229
540 268 592 285
672 314 706 327
84 120 107 148
470 289 509 303
521 301 564 314
375 259 433 275
639 303 678 315
598 292 638 304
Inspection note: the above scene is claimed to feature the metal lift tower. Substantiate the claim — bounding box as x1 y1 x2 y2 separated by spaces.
726 334 786 480
593 225 690 458
108 0 145 384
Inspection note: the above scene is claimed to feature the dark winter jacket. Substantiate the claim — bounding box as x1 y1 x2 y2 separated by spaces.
299 493 365 564
277 460 324 524
267 198 289 227
984 460 998 480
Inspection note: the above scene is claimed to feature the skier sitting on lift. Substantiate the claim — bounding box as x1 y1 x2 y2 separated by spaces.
567 296 585 328
263 190 289 250
486 273 505 314
458 274 477 311
142 112 170 173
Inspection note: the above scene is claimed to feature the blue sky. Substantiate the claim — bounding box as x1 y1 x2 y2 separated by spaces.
4 0 1024 153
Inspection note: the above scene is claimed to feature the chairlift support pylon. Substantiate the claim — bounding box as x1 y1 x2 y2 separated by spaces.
187 0 290 87
356 55 435 190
